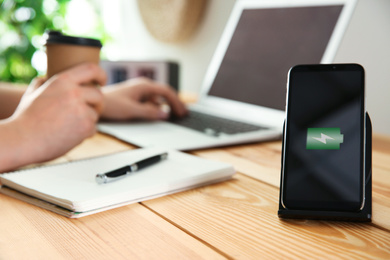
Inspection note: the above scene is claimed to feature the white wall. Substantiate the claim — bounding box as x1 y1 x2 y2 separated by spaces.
106 0 390 135
104 0 236 94
334 0 390 135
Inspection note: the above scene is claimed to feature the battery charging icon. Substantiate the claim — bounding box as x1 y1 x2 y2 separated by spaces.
306 128 344 150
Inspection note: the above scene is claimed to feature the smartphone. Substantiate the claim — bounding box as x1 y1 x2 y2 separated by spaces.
281 64 365 212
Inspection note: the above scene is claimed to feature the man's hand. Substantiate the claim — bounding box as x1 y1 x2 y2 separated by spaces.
0 63 106 171
100 77 187 121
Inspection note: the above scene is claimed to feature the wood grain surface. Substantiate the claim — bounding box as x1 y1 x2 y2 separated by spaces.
1 133 389 259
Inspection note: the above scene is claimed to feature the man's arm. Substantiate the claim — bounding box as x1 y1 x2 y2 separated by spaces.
0 84 26 119
0 63 106 172
100 77 187 121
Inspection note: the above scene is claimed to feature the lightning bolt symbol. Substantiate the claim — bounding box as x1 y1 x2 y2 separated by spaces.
312 133 334 144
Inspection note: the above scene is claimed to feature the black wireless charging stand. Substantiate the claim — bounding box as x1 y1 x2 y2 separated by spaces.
278 113 372 222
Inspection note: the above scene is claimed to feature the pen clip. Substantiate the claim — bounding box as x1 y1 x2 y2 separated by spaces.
130 164 138 172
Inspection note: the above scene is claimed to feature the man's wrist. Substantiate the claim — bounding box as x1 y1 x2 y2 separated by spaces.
0 118 33 172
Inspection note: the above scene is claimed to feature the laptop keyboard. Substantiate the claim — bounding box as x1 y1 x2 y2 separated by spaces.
170 111 266 136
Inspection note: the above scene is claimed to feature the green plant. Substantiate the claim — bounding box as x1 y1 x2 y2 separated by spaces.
0 0 70 83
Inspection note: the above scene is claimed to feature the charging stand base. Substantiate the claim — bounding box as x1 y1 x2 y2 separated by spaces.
278 113 372 222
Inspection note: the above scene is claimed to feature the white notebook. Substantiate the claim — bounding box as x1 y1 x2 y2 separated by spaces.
0 147 235 218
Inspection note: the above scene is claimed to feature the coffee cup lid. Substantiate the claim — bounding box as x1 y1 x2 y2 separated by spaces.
45 31 102 48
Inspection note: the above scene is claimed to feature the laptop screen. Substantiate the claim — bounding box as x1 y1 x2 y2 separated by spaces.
207 5 343 111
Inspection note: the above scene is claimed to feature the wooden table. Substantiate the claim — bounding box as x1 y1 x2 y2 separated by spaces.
1 132 389 259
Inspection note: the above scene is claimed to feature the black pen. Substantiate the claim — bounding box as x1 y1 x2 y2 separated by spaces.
96 152 168 184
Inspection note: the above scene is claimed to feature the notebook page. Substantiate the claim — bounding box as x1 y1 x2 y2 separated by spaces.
0 147 235 212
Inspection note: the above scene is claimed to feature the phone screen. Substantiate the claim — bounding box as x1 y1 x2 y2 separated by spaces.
281 64 365 212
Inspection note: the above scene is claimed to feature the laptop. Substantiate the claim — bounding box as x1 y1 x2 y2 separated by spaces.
98 0 357 150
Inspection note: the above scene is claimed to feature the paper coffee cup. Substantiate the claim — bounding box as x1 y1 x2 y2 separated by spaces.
45 31 102 78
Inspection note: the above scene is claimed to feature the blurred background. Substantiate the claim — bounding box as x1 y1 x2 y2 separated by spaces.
0 0 110 83
0 0 389 134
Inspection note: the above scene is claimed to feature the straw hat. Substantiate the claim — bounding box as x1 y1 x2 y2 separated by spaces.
137 0 208 43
